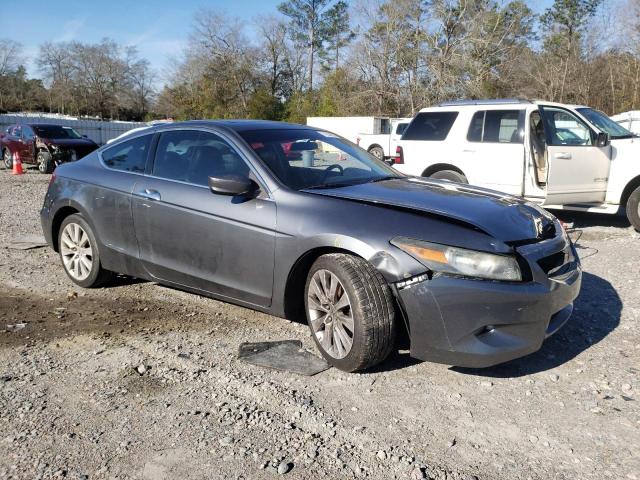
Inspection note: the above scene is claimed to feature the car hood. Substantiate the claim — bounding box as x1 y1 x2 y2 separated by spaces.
41 138 97 148
303 177 556 243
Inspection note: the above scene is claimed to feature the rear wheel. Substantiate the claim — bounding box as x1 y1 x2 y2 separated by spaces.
304 253 396 372
430 169 468 183
37 151 54 174
626 185 640 232
58 214 114 288
3 149 12 169
368 146 384 160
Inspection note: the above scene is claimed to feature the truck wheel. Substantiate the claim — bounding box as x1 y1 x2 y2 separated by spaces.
368 146 384 160
626 185 640 232
304 253 396 372
430 169 468 183
58 214 114 288
3 149 12 169
37 151 55 174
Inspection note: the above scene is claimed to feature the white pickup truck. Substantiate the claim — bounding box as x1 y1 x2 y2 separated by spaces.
357 119 411 160
393 99 640 230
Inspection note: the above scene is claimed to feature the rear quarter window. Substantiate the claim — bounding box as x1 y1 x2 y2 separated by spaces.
101 134 151 173
401 112 458 141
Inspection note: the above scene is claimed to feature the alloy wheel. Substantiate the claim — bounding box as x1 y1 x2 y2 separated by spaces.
307 269 354 359
60 223 93 281
3 150 11 169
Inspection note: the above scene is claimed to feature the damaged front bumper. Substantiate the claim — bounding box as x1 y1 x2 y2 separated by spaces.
397 233 581 368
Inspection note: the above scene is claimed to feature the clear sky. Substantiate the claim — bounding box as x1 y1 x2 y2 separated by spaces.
3 0 555 84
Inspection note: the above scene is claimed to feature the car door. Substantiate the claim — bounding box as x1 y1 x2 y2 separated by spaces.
131 128 277 308
93 133 154 268
19 126 36 162
461 109 526 195
539 105 610 205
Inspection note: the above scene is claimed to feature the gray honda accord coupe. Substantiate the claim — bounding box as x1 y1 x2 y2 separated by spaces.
40 120 582 372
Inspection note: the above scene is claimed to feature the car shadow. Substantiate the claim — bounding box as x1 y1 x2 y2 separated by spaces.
102 274 147 288
550 209 631 229
451 271 621 378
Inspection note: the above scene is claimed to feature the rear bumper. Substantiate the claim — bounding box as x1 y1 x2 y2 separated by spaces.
399 234 581 368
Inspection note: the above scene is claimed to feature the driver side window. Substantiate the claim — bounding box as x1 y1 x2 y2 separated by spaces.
542 107 593 146
22 126 34 141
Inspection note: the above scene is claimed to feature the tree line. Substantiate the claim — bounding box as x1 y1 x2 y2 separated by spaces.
1 0 639 122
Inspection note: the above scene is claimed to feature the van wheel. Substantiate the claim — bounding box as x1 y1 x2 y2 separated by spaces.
368 146 384 160
626 185 640 232
430 169 468 183
304 254 396 372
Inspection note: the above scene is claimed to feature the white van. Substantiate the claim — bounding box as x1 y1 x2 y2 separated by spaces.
393 99 640 230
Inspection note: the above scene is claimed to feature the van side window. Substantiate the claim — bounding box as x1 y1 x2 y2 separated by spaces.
402 112 458 141
467 110 524 143
102 135 151 173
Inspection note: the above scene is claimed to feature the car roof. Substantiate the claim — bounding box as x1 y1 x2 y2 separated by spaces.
152 119 314 133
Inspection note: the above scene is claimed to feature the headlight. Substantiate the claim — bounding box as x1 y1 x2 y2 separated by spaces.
391 237 522 281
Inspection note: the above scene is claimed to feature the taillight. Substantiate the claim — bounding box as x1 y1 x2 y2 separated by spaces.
393 146 404 164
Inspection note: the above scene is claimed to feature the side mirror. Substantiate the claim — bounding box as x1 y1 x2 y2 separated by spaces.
208 175 255 196
596 131 610 147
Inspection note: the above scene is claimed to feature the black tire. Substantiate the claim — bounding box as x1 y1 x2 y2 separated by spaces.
430 169 468 183
3 149 12 169
626 185 640 232
37 150 54 174
368 146 385 160
58 213 114 288
304 253 396 372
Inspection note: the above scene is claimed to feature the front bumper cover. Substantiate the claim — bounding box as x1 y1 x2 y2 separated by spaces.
399 232 582 368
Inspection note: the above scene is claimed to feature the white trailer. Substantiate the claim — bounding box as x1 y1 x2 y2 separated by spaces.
611 111 640 135
306 116 392 145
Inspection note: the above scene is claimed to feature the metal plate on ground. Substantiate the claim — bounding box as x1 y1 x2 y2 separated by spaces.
238 340 330 376
7 235 47 250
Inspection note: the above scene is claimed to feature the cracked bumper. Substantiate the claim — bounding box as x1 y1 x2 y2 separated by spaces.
399 235 582 368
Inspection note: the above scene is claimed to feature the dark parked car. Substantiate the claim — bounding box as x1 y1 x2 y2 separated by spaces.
1 123 99 173
40 121 582 372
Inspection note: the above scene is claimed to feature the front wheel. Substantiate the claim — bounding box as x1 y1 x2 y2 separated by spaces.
37 151 54 174
368 146 385 160
3 149 12 169
626 185 640 232
430 169 468 183
304 254 396 372
58 214 114 288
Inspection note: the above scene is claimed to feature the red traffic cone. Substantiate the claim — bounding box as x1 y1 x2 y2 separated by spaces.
11 151 23 175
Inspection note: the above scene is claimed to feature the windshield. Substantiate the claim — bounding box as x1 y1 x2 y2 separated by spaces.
33 125 83 139
239 128 402 190
576 108 634 139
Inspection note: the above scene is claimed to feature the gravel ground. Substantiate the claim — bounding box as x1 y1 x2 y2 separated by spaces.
0 167 639 480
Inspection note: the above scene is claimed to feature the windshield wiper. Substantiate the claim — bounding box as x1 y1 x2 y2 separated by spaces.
304 182 355 190
367 175 401 183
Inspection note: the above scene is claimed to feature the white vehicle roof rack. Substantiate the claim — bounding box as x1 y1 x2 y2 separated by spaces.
437 98 533 107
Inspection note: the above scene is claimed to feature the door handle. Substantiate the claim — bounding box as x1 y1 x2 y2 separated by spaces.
136 188 161 201
554 152 572 160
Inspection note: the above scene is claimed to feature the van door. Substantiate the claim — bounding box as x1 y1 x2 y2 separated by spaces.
539 105 610 205
461 109 526 195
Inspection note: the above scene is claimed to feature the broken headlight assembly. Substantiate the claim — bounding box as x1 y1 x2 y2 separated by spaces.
391 237 522 282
